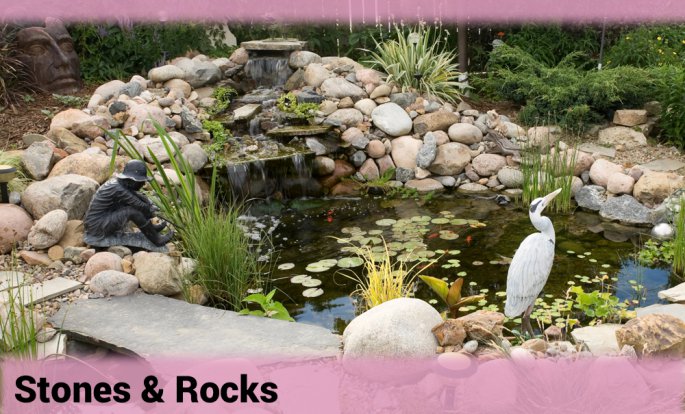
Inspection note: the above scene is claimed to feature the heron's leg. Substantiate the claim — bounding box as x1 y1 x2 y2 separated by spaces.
522 305 535 338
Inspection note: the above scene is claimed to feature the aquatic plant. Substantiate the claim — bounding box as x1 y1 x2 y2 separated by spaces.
520 142 576 213
636 239 674 267
276 92 318 120
201 120 231 155
419 276 484 318
1 253 39 359
239 289 294 321
207 86 237 116
673 198 685 274
364 24 466 104
568 286 629 325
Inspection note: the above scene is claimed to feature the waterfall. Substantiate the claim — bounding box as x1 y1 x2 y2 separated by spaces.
244 57 293 88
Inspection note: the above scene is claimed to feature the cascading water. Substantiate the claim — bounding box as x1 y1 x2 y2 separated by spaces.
244 57 293 88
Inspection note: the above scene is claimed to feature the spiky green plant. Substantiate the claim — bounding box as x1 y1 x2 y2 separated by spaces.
364 24 466 104
673 198 685 275
520 142 576 213
0 25 35 109
1 253 39 359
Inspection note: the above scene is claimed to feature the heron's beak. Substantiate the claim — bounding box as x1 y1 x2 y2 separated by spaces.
543 188 563 205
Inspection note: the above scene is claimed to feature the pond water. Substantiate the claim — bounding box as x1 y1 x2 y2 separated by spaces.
245 194 675 334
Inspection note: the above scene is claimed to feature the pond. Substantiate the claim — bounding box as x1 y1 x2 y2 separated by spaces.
244 194 675 334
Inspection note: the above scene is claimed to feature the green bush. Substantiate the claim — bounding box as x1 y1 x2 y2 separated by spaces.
505 24 600 68
652 65 685 148
606 24 685 68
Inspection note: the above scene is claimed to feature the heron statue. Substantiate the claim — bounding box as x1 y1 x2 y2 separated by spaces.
505 188 562 337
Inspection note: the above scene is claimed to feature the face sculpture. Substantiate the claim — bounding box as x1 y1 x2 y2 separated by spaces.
16 18 82 93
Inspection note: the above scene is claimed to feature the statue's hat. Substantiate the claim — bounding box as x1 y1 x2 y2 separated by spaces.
117 160 151 182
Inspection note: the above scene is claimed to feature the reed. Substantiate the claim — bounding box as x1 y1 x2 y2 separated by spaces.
520 142 576 213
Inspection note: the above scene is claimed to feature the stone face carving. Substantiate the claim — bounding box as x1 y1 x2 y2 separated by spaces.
83 160 173 253
15 18 82 93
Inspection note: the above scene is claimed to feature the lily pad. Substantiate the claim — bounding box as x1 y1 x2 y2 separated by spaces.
431 218 450 225
318 259 339 267
375 218 397 226
306 263 331 273
450 218 468 226
337 257 364 268
302 278 322 287
277 263 295 270
290 275 309 284
439 231 459 240
303 288 324 298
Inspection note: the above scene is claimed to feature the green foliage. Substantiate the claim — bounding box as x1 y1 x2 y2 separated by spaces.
0 150 30 192
1 255 39 359
239 289 294 321
505 24 600 68
520 142 576 214
276 92 318 119
52 93 87 108
568 286 627 323
68 23 224 82
0 25 35 109
606 24 685 68
202 120 231 155
674 199 685 274
419 276 484 318
636 239 674 267
364 24 466 104
207 86 237 116
110 123 264 310
653 65 685 149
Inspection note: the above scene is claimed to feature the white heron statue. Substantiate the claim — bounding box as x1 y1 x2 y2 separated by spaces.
505 188 562 337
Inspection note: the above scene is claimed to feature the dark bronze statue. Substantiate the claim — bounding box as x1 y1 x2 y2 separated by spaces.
84 160 173 252
15 18 82 93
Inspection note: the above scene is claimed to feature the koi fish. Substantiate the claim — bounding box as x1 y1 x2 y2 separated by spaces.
466 235 473 246
428 233 439 239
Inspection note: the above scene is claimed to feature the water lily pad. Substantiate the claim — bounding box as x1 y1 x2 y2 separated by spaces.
277 263 295 270
375 218 397 226
318 259 338 267
428 299 438 305
368 229 384 235
457 271 467 277
303 288 324 298
472 261 484 266
439 232 459 240
450 219 468 226
290 275 309 284
431 218 450 225
337 257 364 268
302 278 322 287
306 263 331 273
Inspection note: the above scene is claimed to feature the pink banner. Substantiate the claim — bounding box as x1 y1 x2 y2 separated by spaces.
1 0 685 23
2 356 684 413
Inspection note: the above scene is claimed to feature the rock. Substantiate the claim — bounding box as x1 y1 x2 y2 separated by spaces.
413 111 459 135
178 143 208 172
181 108 203 133
472 154 506 177
579 143 616 159
354 98 377 116
432 319 466 346
359 159 380 181
137 136 179 163
428 142 471 176
22 174 99 220
616 314 685 357
637 304 685 324
164 79 192 98
371 103 413 137
48 152 112 184
22 141 55 180
606 173 635 195
133 252 182 296
47 245 64 260
499 122 527 140
304 64 333 88
342 298 442 360
0 205 33 254
457 310 504 342
119 81 143 98
390 136 422 170
326 108 363 128
69 115 110 140
124 104 170 135
395 167 414 183
83 252 123 282
367 140 386 158
46 128 88 154
148 65 185 82
570 324 621 356
613 109 648 127
416 132 438 168
497 167 524 188
49 108 90 130
575 185 607 211
355 68 383 85
589 159 623 187
544 325 563 341
22 133 48 147
90 270 139 296
369 84 392 99
434 176 456 187
313 156 335 176
658 283 685 303
522 338 547 353
28 209 68 250
389 92 416 109
651 223 675 240
335 96 353 109
229 47 248 65
319 160 356 188
175 58 221 88
448 123 483 145
458 183 490 193
93 80 126 101
320 77 366 100
526 126 560 150
19 250 52 266
598 126 647 150
405 178 444 193
633 171 685 207
289 51 322 68
305 138 328 156
432 130 450 146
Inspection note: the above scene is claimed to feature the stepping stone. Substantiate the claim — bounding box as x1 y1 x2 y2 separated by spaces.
579 143 616 158
0 271 25 292
637 303 685 323
51 294 341 360
640 158 685 172
0 277 82 306
233 104 262 121
571 324 621 355
658 282 685 303
266 124 333 138
37 333 67 360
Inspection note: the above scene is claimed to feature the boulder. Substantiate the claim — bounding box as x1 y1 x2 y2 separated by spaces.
303 63 333 88
633 171 685 207
613 109 648 127
164 79 192 98
526 126 560 150
90 270 139 296
289 51 322 68
148 65 186 83
427 142 471 176
133 252 182 296
83 252 123 282
589 159 623 187
658 283 685 303
575 185 607 211
458 183 490 193
229 47 248 65
432 319 467 347
598 126 647 150
457 310 504 342
367 140 386 158
326 108 363 128
342 298 442 359
416 132 438 169
22 174 99 220
178 143 208 172
27 209 68 250
50 109 90 131
413 111 459 135
0 205 33 254
93 80 126 101
405 178 444 193
371 103 413 137
46 128 88 154
472 154 506 177
71 116 110 140
448 123 483 145
359 159 380 181
599 195 653 225
390 136 422 170
606 173 635 195
353 98 377 117
369 84 391 99
320 77 367 100
497 167 524 188
174 58 221 88
58 220 85 248
22 141 56 180
616 314 685 357
124 104 170 135
48 152 112 184
355 68 383 85
313 156 335 176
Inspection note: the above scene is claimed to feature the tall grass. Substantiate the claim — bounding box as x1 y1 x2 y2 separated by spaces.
520 142 576 213
1 254 39 359
364 24 466 104
673 198 685 275
0 150 30 192
110 123 264 310
0 25 36 110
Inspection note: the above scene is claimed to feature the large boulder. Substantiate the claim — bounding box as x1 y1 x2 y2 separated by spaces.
22 174 99 220
343 298 442 360
448 123 483 145
22 141 56 180
326 108 363 128
497 167 524 188
616 313 685 357
589 159 623 187
0 205 33 254
133 252 182 296
413 111 459 135
48 152 112 184
428 142 471 176
472 154 506 177
46 128 88 154
390 136 422 170
599 195 653 225
320 78 367 100
303 63 333 88
405 178 444 193
598 126 647 149
27 209 68 250
289 51 322 68
148 65 186 83
575 185 607 211
606 173 635 195
124 104 171 135
613 109 648 127
526 126 560 150
83 252 123 282
174 58 221 88
90 270 139 296
633 171 685 207
371 103 413 137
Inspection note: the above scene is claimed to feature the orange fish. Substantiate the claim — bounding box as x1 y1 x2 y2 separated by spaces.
428 233 439 239
466 235 473 246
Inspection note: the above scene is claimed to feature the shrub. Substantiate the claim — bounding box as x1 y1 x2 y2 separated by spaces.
505 24 600 68
606 24 685 68
652 65 685 149
364 24 466 104
674 198 685 275
0 25 35 109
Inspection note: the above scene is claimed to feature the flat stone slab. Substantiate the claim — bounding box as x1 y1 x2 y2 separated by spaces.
658 282 685 303
267 125 333 138
0 271 25 292
241 39 304 51
0 277 82 306
50 294 341 359
233 104 262 121
640 158 685 172
579 143 616 158
570 324 621 355
637 303 685 323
